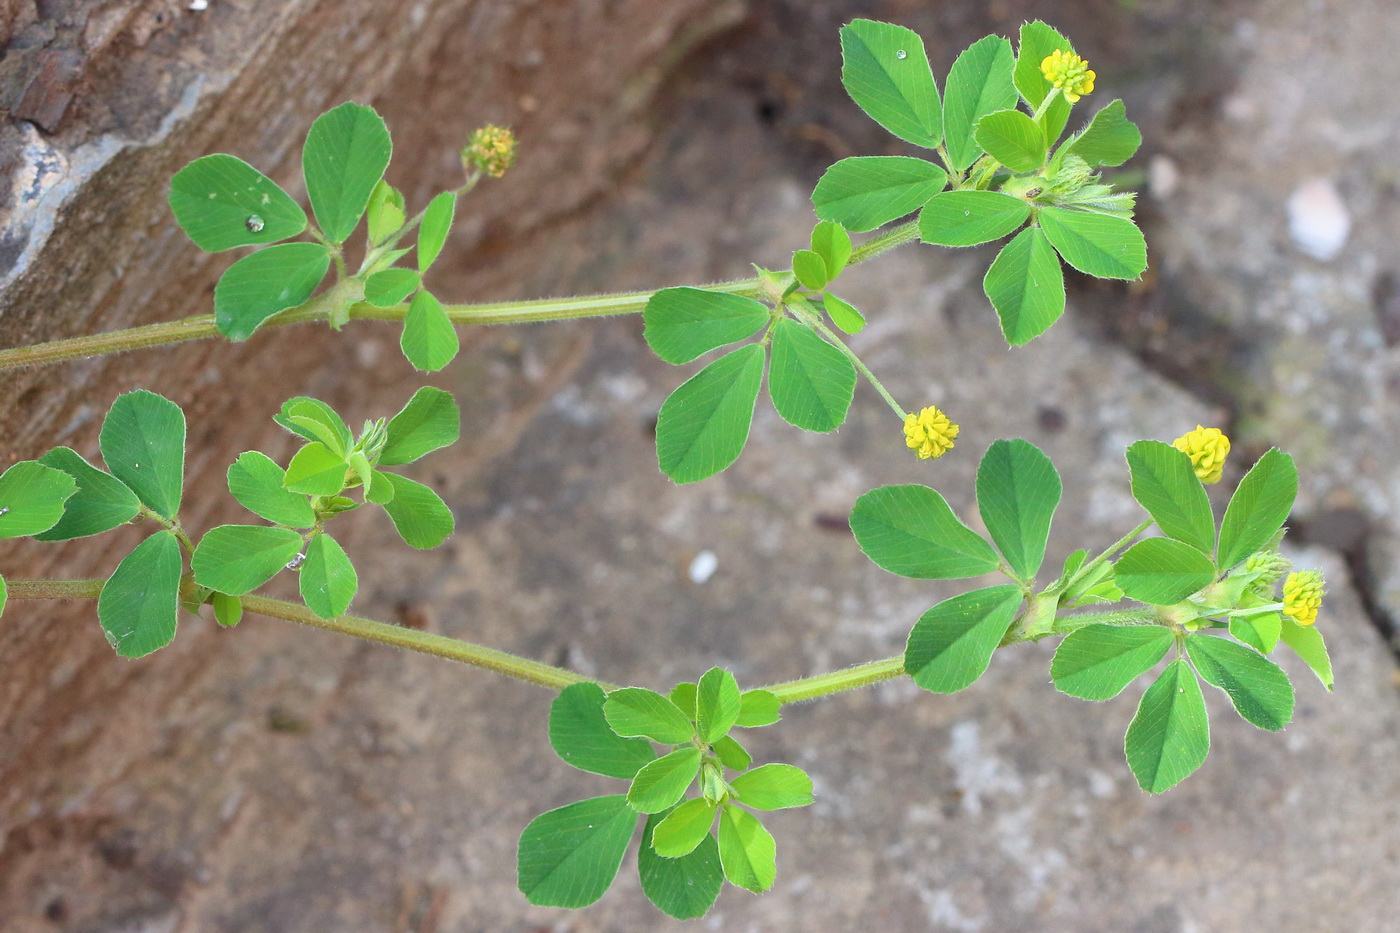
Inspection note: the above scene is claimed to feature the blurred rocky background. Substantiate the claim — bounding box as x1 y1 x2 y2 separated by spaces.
2 0 1397 930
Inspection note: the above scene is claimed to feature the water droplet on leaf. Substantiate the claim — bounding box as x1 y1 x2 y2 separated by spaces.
0 506 9 517
286 552 306 571
895 49 908 60
246 215 265 233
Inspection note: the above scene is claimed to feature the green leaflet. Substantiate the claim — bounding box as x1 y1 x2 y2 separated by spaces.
984 226 1065 346
850 484 1000 579
299 533 358 619
417 191 457 272
942 35 1017 171
767 319 856 433
628 748 704 814
517 795 638 908
1051 624 1174 700
284 442 348 497
839 19 942 148
302 101 392 244
1186 634 1294 731
603 687 695 744
549 682 656 779
192 524 304 595
650 797 718 858
640 810 723 919
227 451 317 528
1038 206 1147 280
0 460 78 539
809 220 853 277
97 531 182 658
1066 99 1142 167
695 667 742 744
655 344 765 485
717 805 777 893
363 268 421 307
1125 658 1210 793
401 290 459 371
729 764 814 811
214 242 331 341
822 293 866 335
99 390 186 520
975 438 1060 581
168 153 307 252
735 688 781 727
974 109 1047 172
1217 449 1298 571
643 287 770 364
904 585 1023 694
919 191 1030 247
1014 22 1075 143
275 397 352 452
1125 440 1215 555
792 249 829 291
811 156 947 233
380 473 454 549
32 448 137 541
380 386 461 466
1114 537 1216 605
1278 616 1333 690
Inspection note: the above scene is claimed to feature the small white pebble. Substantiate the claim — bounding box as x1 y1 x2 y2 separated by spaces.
1288 177 1350 261
189 0 208 9
1148 154 1179 200
688 550 718 584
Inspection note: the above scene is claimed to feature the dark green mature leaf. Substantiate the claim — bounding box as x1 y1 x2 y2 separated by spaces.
919 191 1030 247
401 290 459 371
1051 624 1174 700
33 448 140 541
811 156 947 233
1115 537 1215 605
643 287 771 365
718 804 777 893
974 109 1047 172
299 533 358 618
851 484 1000 579
1217 449 1298 571
768 318 856 433
1125 658 1210 793
1014 22 1074 143
192 524 304 595
655 344 765 484
227 451 317 528
363 268 421 307
1038 206 1147 280
99 389 186 520
284 442 348 497
839 19 942 148
517 795 638 908
730 764 813 810
214 242 331 341
695 667 742 744
650 798 718 858
984 227 1065 346
549 682 656 779
904 585 1023 693
640 810 723 920
1279 616 1333 690
629 748 704 814
942 35 1017 171
380 473 453 549
1126 441 1215 555
1187 634 1294 731
1067 99 1142 167
417 191 456 272
0 460 77 538
381 387 460 466
603 687 695 745
303 101 392 244
97 531 182 658
168 153 308 252
976 438 1060 581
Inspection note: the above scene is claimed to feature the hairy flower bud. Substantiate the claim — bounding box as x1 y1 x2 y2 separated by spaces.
904 406 959 460
1172 425 1230 484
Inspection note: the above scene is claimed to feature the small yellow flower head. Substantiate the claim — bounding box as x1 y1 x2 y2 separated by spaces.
1040 49 1096 103
904 406 959 460
1172 425 1231 484
1282 570 1325 627
463 124 517 178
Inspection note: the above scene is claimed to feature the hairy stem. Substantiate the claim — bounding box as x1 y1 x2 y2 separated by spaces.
762 656 906 704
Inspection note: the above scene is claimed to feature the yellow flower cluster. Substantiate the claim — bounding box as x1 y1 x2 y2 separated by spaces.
1282 570 1325 627
904 406 959 460
463 124 517 178
1040 49 1096 103
1172 425 1230 484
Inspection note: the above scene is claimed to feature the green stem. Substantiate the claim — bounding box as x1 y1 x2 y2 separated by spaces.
762 655 905 704
849 220 920 265
787 298 906 419
1064 519 1152 594
1045 607 1160 636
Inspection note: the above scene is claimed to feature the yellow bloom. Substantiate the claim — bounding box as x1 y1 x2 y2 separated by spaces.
904 406 959 460
1040 49 1096 103
1172 425 1230 484
463 124 517 178
1282 570 1324 627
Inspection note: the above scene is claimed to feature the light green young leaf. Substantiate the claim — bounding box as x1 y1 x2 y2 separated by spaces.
284 442 348 497
822 293 866 335
603 687 695 745
975 438 1061 581
1187 634 1294 731
517 795 638 908
1278 616 1333 690
811 156 947 233
640 809 723 920
299 533 358 619
810 220 853 277
904 584 1023 694
363 268 420 307
365 179 406 245
0 460 77 539
33 447 140 541
839 19 942 148
650 797 718 858
549 682 656 779
214 242 331 341
712 735 752 771
99 389 186 520
227 451 317 528
973 108 1047 172
192 524 304 595
302 101 392 244
211 592 243 628
274 397 352 452
718 804 777 894
1126 440 1215 555
628 748 704 814
942 35 1017 171
168 153 308 252
984 226 1065 346
401 290 459 372
729 764 814 810
1038 206 1147 280
1230 611 1282 655
1217 449 1298 571
850 484 1001 579
380 387 460 466
767 318 856 433
669 682 698 718
365 470 396 505
1014 22 1075 143
380 473 454 549
655 343 765 484
97 531 182 658
695 667 743 744
792 249 829 292
919 190 1030 247
417 191 457 272
735 688 781 728
1067 99 1142 167
1125 658 1210 793
1115 537 1216 605
643 287 771 365
1050 623 1174 700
